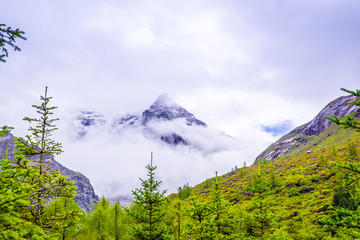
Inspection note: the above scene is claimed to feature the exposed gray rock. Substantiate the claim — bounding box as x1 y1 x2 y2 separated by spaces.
0 133 99 212
71 94 207 148
301 95 359 136
142 94 206 127
254 95 360 164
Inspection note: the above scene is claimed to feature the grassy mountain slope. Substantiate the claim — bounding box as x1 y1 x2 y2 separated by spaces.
176 118 359 238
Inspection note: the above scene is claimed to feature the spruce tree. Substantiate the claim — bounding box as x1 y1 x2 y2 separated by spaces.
110 201 128 240
14 86 78 233
208 172 238 239
128 152 170 240
249 164 272 240
44 197 82 239
184 196 212 239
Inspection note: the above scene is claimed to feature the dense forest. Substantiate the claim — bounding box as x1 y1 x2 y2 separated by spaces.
0 86 359 239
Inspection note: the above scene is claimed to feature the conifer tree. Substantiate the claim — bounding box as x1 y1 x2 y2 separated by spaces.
14 86 78 233
0 145 45 239
249 163 272 240
92 197 111 240
184 196 212 239
208 172 238 239
110 201 128 240
44 197 82 239
128 152 170 240
178 183 192 200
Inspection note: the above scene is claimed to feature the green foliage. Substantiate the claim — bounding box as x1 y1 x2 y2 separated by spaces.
178 183 192 200
347 142 358 158
0 125 13 136
207 173 238 239
319 154 328 167
128 152 170 240
0 23 26 62
44 197 83 239
321 88 360 238
13 87 79 234
248 164 273 240
108 201 130 240
204 179 211 189
184 196 212 239
0 148 45 239
324 88 360 132
184 172 239 239
77 198 130 240
88 197 112 239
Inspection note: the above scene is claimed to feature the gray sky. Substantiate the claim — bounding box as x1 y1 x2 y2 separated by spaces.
1 0 360 197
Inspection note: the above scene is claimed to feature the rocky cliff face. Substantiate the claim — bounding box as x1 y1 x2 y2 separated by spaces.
0 133 99 212
255 95 360 163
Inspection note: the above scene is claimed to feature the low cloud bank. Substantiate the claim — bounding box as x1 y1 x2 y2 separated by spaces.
57 116 247 199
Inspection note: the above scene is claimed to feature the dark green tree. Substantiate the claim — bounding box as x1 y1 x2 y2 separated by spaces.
0 23 26 62
128 152 170 240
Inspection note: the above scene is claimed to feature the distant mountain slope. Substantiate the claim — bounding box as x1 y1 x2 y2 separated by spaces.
0 133 99 212
254 95 360 163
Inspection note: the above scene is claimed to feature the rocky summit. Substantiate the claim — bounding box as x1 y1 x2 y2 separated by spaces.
0 133 99 212
142 94 206 127
254 94 360 163
69 94 231 153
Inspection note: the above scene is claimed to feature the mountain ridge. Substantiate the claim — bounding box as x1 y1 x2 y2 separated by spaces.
254 94 360 164
70 94 230 153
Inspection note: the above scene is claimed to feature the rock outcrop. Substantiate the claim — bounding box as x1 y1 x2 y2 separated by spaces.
0 133 99 212
254 95 360 163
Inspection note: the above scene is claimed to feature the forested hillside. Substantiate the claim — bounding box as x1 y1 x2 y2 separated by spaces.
73 89 360 239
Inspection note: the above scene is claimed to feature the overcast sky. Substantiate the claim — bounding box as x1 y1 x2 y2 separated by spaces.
1 0 360 198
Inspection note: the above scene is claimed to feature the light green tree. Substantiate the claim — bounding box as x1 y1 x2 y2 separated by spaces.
249 163 272 240
0 145 45 239
110 201 129 240
14 87 79 233
44 197 83 239
184 196 213 240
207 172 238 240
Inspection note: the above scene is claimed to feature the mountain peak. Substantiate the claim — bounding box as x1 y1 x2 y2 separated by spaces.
142 94 206 127
151 94 178 109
